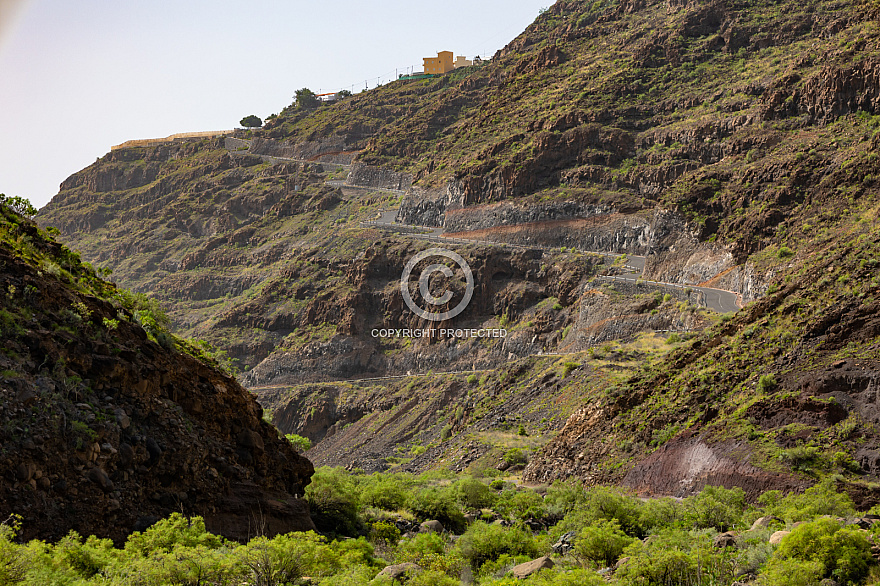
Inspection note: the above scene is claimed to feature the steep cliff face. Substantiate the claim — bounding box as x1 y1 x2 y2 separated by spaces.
240 241 603 387
0 206 314 543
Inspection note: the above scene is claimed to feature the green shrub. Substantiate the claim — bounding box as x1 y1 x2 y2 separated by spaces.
360 474 413 512
639 496 685 533
682 485 746 532
562 362 579 377
543 480 587 517
481 568 606 585
778 246 795 259
467 374 478 385
756 558 824 586
573 519 635 568
0 515 27 585
56 532 116 579
285 433 312 452
124 513 223 557
757 478 856 522
305 468 362 536
666 333 681 344
396 532 448 568
440 424 453 441
454 477 497 510
496 489 547 522
757 374 777 393
234 535 305 585
370 521 401 546
615 528 735 585
504 448 528 466
456 521 538 573
551 486 644 539
408 569 459 586
518 424 528 436
771 517 872 584
407 487 467 534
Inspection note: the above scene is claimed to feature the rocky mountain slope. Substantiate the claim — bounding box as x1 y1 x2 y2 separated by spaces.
0 203 314 543
35 0 880 500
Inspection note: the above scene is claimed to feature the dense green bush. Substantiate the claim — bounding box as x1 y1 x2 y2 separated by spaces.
496 489 547 522
285 433 312 452
0 516 27 585
615 528 736 586
504 448 528 466
543 480 587 517
756 558 824 586
455 476 498 510
553 486 644 540
638 496 685 532
124 513 223 556
758 477 856 522
483 568 606 585
407 487 467 534
370 521 402 546
757 373 778 393
573 519 634 568
305 467 363 536
771 518 872 584
682 485 746 531
4 471 880 586
360 473 413 512
456 521 539 573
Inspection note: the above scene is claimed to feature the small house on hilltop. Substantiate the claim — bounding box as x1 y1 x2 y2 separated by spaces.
454 55 472 68
423 51 454 74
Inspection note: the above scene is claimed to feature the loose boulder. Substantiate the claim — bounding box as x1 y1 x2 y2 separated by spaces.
750 515 783 531
511 556 554 579
769 530 791 545
713 531 737 549
419 520 445 534
376 563 422 582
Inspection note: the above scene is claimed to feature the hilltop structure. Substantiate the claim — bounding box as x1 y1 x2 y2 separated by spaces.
423 51 454 74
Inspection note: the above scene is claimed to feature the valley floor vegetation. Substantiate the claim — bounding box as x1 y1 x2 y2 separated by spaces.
3 469 880 585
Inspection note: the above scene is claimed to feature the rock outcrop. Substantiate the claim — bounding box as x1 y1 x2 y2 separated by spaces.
0 208 314 544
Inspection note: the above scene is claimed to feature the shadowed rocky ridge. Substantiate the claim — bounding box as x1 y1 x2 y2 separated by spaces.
0 205 314 543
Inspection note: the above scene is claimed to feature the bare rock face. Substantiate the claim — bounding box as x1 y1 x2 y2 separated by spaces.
618 435 809 499
0 215 314 544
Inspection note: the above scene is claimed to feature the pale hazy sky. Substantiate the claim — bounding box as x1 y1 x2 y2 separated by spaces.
0 0 552 209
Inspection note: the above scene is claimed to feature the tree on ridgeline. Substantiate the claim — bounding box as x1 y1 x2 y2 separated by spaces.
294 88 319 110
239 115 262 128
0 194 37 218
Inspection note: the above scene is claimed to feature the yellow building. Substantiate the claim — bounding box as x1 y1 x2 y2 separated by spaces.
423 51 454 75
454 55 472 68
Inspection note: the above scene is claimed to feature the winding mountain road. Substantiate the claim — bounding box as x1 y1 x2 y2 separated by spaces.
361 210 741 314
221 138 741 314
